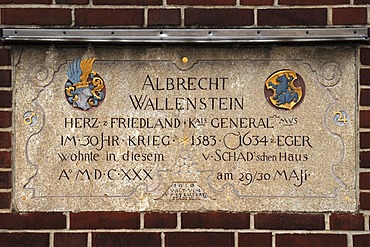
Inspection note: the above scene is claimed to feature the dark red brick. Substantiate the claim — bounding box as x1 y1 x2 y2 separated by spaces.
0 91 11 108
360 89 370 106
75 9 144 26
54 233 88 247
355 0 370 3
333 8 367 25
0 132 11 148
2 8 72 25
241 0 273 4
360 173 370 190
182 212 249 229
361 48 370 65
93 0 161 4
70 212 140 229
168 0 235 5
0 49 11 66
93 233 161 247
330 213 364 230
0 151 11 168
148 9 181 26
0 233 49 247
56 0 88 3
239 233 272 247
166 232 234 247
0 213 66 229
0 0 51 3
185 8 254 26
360 151 370 168
360 110 370 128
0 192 10 208
258 8 327 26
360 192 370 210
0 70 11 87
0 171 11 189
360 69 370 85
255 213 324 230
353 234 370 247
144 212 177 228
360 132 370 149
0 72 7 88
276 234 347 247
0 111 11 128
279 0 348 4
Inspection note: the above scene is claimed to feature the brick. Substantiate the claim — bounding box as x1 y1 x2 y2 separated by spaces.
276 234 347 247
185 8 254 26
279 0 348 4
0 91 11 108
70 212 140 229
148 9 181 26
258 8 327 26
255 213 324 230
239 233 272 247
56 0 89 3
166 232 234 247
0 233 49 247
353 234 370 247
0 192 10 208
360 89 370 106
0 171 11 189
54 233 88 247
168 0 235 5
182 212 249 229
360 173 370 190
0 70 11 87
332 8 367 25
93 0 161 4
360 192 370 210
361 48 370 65
355 0 370 3
0 49 11 66
0 132 11 148
75 9 144 26
144 212 177 228
360 69 370 85
360 151 370 168
0 0 51 3
0 213 66 229
360 110 370 128
330 213 364 230
241 0 273 4
2 8 72 25
0 111 11 128
0 151 11 168
93 233 161 247
360 132 370 149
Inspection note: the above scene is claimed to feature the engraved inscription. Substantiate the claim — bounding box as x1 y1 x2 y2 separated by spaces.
14 46 356 212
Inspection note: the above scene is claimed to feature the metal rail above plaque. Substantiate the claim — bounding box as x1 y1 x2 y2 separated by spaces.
14 45 356 212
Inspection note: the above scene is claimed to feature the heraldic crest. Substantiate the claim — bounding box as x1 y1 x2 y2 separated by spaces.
264 69 305 110
65 58 105 111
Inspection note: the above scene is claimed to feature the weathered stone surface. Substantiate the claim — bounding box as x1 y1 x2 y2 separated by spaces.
13 45 356 211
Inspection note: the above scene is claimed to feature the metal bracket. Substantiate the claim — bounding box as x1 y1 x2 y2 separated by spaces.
2 28 368 43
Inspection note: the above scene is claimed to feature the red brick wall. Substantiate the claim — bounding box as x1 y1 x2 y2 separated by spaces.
0 1 370 246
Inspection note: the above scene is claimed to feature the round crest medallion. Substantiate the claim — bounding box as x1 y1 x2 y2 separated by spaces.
264 69 305 110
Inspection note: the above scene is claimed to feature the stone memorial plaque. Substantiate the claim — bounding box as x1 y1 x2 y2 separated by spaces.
14 45 356 212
